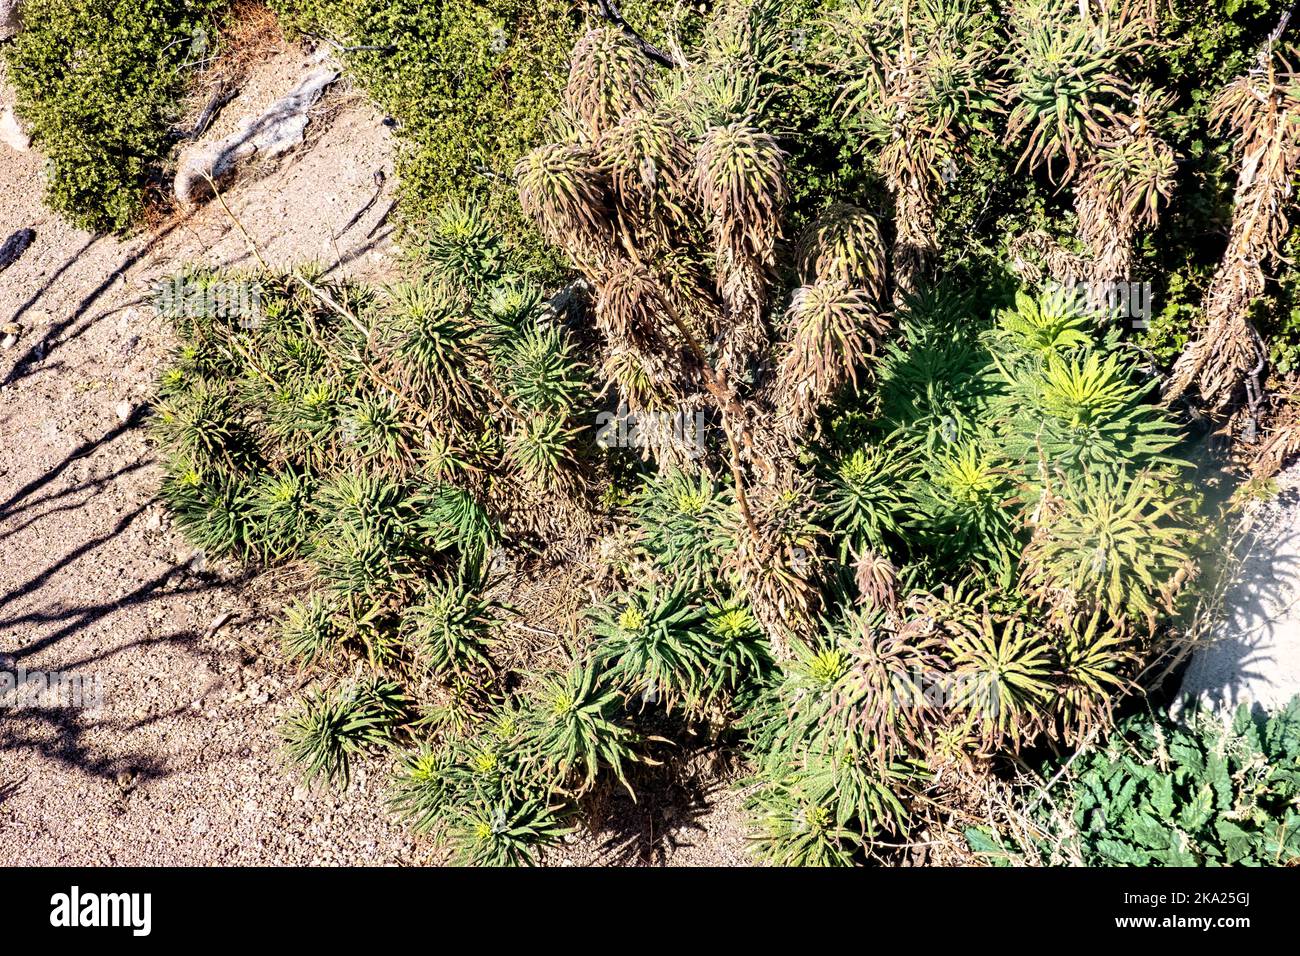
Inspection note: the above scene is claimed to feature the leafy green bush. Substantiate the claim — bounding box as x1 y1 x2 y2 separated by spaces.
147 0 1276 867
743 632 922 866
151 205 642 862
152 240 1207 864
969 696 1300 866
728 278 1206 863
4 0 225 232
281 676 408 787
389 710 574 866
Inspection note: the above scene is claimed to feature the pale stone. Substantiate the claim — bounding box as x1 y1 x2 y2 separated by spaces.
1179 464 1300 719
174 65 339 208
0 107 29 152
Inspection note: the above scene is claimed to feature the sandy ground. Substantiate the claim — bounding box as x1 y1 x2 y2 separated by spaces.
1179 462 1300 718
0 44 418 865
0 41 750 866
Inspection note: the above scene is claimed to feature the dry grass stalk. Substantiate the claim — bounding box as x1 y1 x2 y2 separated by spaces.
772 279 888 435
829 0 1002 298
1250 377 1300 477
1166 47 1300 413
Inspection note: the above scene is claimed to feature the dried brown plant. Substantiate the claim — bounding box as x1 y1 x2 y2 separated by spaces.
1166 47 1300 413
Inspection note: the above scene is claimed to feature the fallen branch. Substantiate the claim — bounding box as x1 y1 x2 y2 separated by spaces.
175 84 238 142
594 0 682 69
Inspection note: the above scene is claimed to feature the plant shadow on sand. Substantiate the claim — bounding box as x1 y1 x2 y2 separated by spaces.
0 401 258 788
1178 480 1300 720
570 725 747 866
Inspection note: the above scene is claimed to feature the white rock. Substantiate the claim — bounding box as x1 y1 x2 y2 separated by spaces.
174 65 339 208
0 106 29 152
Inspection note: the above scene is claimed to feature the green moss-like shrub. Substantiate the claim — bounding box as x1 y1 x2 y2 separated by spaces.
4 0 226 232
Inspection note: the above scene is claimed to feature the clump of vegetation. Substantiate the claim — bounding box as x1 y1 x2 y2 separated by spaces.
146 0 1300 866
968 696 1300 866
282 676 407 787
4 0 227 232
267 0 704 272
150 205 640 862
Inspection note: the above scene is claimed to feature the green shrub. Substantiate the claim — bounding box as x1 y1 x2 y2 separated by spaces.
629 470 737 591
4 0 225 232
520 661 640 794
389 710 573 865
150 205 617 865
589 586 716 712
848 285 1201 597
280 594 344 664
401 576 500 678
147 0 1265 866
282 676 408 787
743 634 921 866
969 696 1300 866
